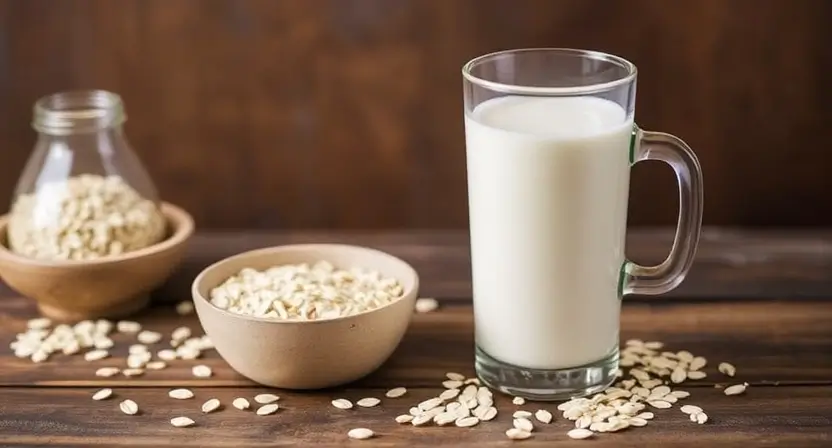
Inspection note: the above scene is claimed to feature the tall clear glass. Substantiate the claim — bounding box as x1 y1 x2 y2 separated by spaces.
463 49 703 401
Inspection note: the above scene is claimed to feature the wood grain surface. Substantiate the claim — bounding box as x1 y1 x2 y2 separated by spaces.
0 230 831 446
4 228 831 302
0 0 830 229
0 387 829 447
144 228 832 302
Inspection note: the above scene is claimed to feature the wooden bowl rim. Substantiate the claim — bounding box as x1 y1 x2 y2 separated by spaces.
191 243 420 326
0 202 194 267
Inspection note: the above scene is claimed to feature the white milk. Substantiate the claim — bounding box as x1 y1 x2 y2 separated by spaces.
465 95 633 370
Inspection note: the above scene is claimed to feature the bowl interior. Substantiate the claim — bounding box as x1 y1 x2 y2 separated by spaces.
193 244 419 319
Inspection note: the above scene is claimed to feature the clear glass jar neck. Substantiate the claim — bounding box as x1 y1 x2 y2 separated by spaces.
32 90 126 136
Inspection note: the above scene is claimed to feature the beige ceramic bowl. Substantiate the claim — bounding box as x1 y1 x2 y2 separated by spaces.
192 244 419 390
0 202 194 321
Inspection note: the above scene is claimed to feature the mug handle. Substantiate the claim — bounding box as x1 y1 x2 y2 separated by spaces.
621 125 704 296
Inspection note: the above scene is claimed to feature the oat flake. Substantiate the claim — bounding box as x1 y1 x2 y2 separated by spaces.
385 387 407 398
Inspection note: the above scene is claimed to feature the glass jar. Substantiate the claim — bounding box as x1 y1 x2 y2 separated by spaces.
6 90 166 261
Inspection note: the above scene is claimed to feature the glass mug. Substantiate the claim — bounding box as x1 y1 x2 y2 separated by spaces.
462 48 703 400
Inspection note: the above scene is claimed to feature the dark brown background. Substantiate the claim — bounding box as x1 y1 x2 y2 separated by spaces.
0 0 829 230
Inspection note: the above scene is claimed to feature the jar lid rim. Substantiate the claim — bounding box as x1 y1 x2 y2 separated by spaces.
32 89 126 135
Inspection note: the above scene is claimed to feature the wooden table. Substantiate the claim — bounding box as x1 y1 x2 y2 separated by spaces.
1 229 830 447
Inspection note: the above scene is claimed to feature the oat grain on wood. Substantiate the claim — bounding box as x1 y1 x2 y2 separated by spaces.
0 387 828 446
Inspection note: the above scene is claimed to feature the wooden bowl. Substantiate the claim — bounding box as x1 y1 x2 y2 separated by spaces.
0 202 194 321
192 244 419 390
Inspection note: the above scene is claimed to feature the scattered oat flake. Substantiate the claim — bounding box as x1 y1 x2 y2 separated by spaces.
95 367 120 377
137 331 162 344
254 393 280 404
169 388 194 400
480 407 498 421
588 421 606 432
119 399 138 415
687 371 707 380
630 417 648 427
435 412 457 426
414 297 439 313
202 398 221 413
534 409 553 424
122 368 144 377
411 414 433 426
348 428 374 440
171 326 192 341
395 414 413 424
506 428 532 440
126 355 146 369
84 349 109 361
176 301 195 315
442 380 463 389
418 397 444 411
256 403 280 415
724 384 747 396
192 365 212 378
332 398 353 410
680 405 703 415
233 397 251 410
357 397 381 408
128 344 148 355
689 356 707 371
641 378 663 389
146 361 167 370
385 387 407 398
617 403 640 415
637 412 654 420
630 368 650 381
513 417 534 432
177 346 201 360
440 389 460 400
610 421 632 432
719 362 737 377
648 400 672 409
171 416 195 428
157 349 177 361
671 390 690 399
62 343 80 356
567 428 594 439
92 388 113 401
117 321 141 333
446 372 466 381
93 338 114 349
512 396 525 405
27 317 52 330
651 385 671 397
633 387 650 398
695 412 709 424
456 416 479 427
513 410 532 419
